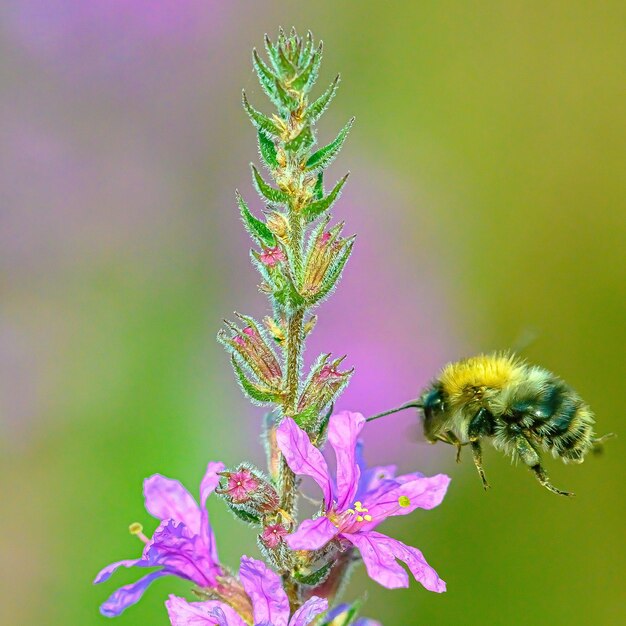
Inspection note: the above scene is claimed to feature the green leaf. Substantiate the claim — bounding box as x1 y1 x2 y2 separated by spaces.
264 34 281 74
306 117 354 171
298 31 314 67
303 173 349 223
231 357 283 405
242 91 282 138
293 561 332 586
252 49 281 107
258 131 279 169
236 192 276 246
314 402 334 443
274 79 299 111
265 34 295 79
277 45 296 79
251 164 290 205
284 126 315 154
290 42 323 92
310 238 355 305
292 404 319 430
305 75 340 125
313 172 324 200
227 503 261 526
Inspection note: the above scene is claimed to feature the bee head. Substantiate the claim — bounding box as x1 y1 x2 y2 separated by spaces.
420 385 447 441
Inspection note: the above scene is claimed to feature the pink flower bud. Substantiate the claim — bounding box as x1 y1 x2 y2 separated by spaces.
224 469 260 503
260 523 289 549
259 246 286 267
218 465 280 514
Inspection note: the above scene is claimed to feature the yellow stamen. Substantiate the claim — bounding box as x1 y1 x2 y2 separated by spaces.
129 522 149 544
354 501 368 513
357 515 364 522
398 495 411 508
364 514 372 522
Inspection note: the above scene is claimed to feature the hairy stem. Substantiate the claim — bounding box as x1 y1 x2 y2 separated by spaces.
285 306 305 413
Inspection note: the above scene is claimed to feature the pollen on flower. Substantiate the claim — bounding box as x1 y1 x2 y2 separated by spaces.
398 495 411 508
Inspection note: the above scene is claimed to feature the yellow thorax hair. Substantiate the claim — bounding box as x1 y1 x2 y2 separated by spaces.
440 353 525 404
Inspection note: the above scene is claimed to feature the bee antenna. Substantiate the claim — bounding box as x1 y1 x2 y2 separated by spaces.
366 400 423 423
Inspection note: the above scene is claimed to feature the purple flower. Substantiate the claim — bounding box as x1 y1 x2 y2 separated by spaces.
166 556 328 626
94 461 225 617
276 411 450 591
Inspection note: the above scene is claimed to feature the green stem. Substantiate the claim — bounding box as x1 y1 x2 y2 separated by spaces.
285 307 305 413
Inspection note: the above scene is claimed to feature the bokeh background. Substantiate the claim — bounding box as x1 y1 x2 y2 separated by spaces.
2 1 624 624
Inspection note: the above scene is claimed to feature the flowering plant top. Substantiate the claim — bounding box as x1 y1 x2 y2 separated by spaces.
95 28 450 625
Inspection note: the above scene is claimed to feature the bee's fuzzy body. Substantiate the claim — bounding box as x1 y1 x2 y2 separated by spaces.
420 353 604 495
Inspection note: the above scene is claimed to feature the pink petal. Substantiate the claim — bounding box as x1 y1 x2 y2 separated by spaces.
289 596 328 626
344 531 446 592
239 556 289 626
276 418 333 508
144 474 201 534
94 558 144 584
165 595 246 626
99 571 167 617
364 473 450 525
327 411 365 509
200 461 225 564
285 516 339 551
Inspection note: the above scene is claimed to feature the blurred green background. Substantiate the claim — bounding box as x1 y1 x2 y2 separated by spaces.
1 1 624 624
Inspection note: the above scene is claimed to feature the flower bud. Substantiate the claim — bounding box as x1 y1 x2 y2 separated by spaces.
259 523 289 549
301 221 354 301
298 354 353 417
259 245 286 268
303 315 317 337
217 464 280 517
218 315 283 389
266 212 289 240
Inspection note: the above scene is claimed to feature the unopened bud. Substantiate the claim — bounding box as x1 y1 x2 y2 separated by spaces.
218 316 283 388
298 354 353 417
303 315 317 337
259 246 286 268
266 212 289 239
260 523 289 549
264 316 286 344
217 464 280 515
220 468 260 503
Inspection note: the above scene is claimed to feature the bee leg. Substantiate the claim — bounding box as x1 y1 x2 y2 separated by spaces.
470 440 490 490
516 435 575 497
455 443 463 464
437 431 466 463
467 408 494 489
531 464 575 497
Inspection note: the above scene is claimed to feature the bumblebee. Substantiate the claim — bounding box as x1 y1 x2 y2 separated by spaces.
417 353 612 496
